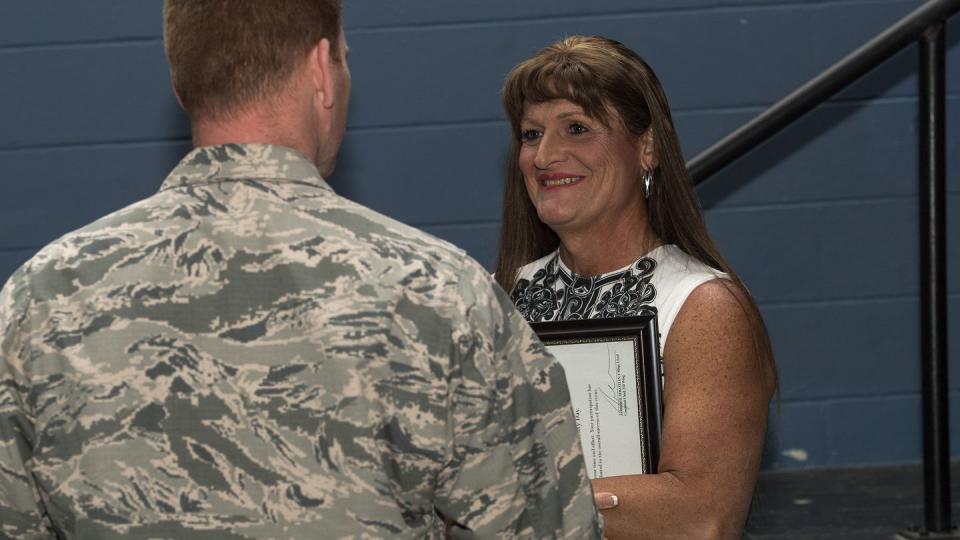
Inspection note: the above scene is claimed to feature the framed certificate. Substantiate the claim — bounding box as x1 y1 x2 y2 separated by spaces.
531 310 663 478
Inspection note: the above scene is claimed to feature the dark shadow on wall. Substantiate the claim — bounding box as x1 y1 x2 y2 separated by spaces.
696 18 960 210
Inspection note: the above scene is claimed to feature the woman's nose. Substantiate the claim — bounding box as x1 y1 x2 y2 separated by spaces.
534 134 565 169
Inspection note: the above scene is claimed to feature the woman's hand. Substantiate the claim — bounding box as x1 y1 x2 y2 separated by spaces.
594 492 619 510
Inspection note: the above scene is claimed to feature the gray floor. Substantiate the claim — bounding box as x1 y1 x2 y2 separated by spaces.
743 462 960 539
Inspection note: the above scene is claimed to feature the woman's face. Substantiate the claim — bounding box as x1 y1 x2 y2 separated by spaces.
518 99 650 238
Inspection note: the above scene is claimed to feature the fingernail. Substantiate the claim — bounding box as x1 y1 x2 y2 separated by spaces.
598 493 618 508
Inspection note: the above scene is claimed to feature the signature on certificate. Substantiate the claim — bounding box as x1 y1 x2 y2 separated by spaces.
597 343 629 416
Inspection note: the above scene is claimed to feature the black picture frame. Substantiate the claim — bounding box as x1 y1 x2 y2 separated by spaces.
531 309 663 475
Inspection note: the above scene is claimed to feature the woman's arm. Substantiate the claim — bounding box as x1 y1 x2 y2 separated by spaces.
594 279 775 539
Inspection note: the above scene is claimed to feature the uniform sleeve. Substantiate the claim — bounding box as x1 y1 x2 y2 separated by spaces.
0 275 54 538
433 257 601 539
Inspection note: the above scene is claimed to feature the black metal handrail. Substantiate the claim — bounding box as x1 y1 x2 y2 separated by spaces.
687 0 960 184
684 0 960 536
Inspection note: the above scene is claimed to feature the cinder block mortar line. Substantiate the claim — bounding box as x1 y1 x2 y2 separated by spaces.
0 246 40 254
422 220 501 229
346 0 914 34
0 37 161 55
676 93 960 118
776 389 960 407
705 192 960 215
759 292 960 310
0 138 191 156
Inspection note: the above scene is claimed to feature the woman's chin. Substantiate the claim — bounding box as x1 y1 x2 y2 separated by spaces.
536 212 584 235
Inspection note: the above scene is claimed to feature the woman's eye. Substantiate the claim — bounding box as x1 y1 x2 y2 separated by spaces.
520 129 542 142
569 123 589 134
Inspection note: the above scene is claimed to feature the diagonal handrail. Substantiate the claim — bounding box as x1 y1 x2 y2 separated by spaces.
686 0 960 185
683 0 960 536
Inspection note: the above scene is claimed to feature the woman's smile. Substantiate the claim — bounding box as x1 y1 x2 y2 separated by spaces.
538 172 586 189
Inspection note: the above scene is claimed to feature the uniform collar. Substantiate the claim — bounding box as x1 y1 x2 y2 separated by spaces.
159 143 334 193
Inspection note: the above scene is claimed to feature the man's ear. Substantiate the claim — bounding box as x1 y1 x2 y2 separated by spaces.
638 128 659 171
309 38 336 109
171 79 186 110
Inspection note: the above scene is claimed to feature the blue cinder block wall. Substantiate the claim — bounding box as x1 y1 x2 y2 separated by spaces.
1 1 957 470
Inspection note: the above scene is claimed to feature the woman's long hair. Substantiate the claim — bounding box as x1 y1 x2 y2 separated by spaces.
494 36 776 382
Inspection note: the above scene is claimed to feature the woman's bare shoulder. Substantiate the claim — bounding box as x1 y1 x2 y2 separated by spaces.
668 279 752 352
663 277 774 410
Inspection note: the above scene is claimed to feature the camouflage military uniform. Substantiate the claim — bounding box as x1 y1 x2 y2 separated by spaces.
0 144 601 539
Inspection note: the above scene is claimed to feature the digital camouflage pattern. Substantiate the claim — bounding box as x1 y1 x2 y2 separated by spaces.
0 144 601 539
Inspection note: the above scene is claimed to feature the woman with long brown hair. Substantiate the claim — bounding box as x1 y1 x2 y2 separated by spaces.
496 36 777 538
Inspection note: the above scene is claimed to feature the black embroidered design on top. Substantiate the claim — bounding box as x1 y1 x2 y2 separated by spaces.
511 253 657 322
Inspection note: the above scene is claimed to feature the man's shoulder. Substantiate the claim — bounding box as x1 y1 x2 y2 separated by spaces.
320 194 469 270
5 192 170 292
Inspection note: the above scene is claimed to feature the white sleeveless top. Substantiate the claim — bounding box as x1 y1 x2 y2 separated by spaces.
509 245 727 355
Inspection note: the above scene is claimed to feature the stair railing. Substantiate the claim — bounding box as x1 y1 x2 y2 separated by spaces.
685 1 960 536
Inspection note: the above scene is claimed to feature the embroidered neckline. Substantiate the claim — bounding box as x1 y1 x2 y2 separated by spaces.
510 246 664 322
553 244 669 281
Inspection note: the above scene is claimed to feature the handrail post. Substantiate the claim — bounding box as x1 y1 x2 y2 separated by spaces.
918 20 953 535
895 17 956 540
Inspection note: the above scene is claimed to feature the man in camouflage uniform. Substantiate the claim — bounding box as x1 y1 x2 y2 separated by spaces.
0 1 601 538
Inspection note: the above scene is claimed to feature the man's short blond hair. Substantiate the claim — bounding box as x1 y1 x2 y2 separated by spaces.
163 0 342 121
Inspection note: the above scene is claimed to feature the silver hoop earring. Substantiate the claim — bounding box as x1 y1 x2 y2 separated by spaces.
642 170 653 199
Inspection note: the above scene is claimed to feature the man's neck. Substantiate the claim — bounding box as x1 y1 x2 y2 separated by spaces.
192 105 316 163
